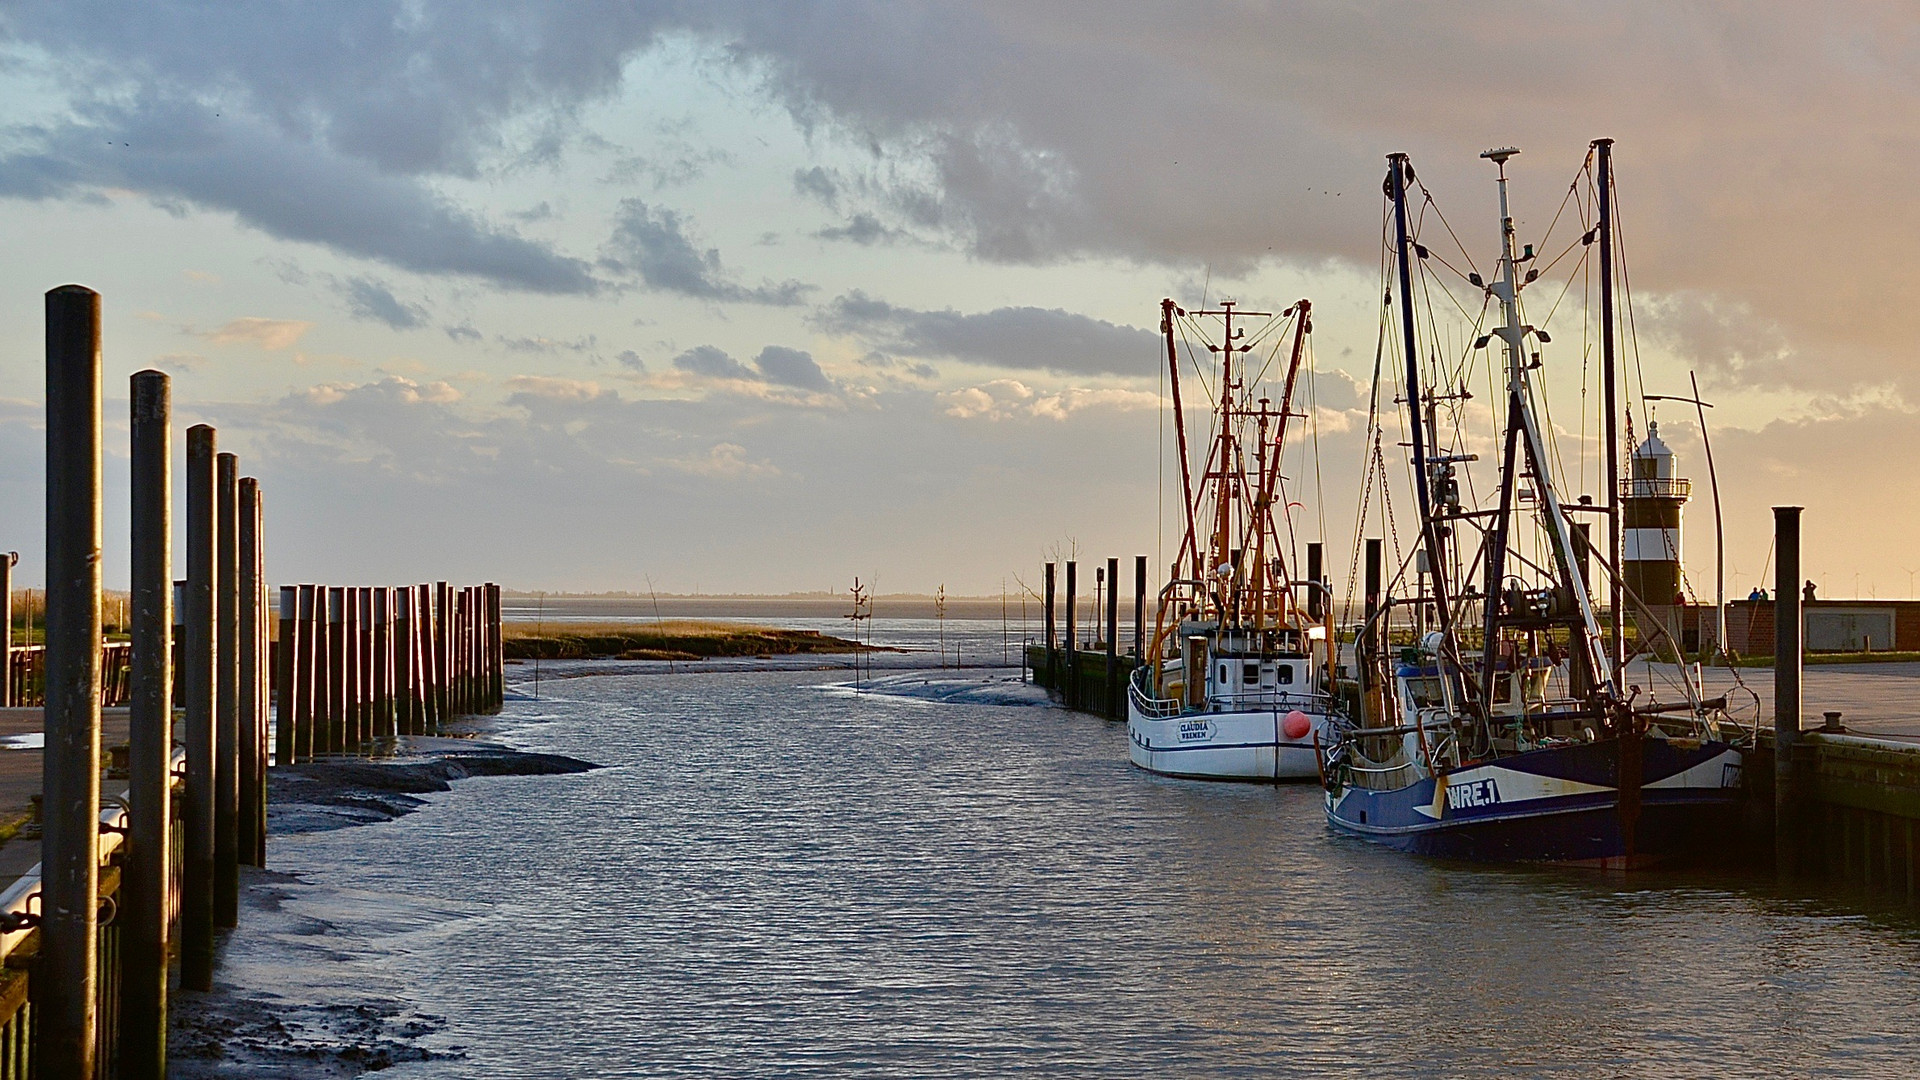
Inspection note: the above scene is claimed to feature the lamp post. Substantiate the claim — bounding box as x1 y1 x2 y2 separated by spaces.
1646 371 1724 663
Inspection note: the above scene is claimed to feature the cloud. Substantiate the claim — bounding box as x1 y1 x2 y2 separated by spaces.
942 378 1155 421
199 317 314 350
665 442 780 480
0 100 601 294
336 276 428 329
672 344 757 381
444 323 482 343
617 349 646 371
791 166 840 206
814 212 910 246
752 345 831 390
815 291 1158 376
498 334 597 354
600 198 810 305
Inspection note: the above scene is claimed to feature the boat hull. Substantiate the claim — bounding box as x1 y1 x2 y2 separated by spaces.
1325 737 1744 865
1127 701 1334 782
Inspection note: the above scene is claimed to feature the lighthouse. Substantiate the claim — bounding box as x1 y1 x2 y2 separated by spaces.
1621 421 1691 611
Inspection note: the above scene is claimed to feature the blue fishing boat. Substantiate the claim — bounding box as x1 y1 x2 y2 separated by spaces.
1321 142 1752 866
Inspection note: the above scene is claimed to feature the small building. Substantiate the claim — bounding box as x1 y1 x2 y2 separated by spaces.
1722 598 1920 657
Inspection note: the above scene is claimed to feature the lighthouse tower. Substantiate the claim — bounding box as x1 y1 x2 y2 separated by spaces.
1621 421 1690 610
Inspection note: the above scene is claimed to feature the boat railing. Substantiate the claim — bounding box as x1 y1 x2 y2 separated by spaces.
1127 666 1328 719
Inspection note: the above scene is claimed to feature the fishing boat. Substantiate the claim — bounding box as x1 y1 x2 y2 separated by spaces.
1127 297 1343 781
1320 142 1752 865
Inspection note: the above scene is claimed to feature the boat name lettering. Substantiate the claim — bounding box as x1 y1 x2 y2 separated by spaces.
1446 777 1501 811
1178 721 1213 742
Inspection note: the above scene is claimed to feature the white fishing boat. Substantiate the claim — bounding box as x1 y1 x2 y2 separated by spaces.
1128 298 1341 781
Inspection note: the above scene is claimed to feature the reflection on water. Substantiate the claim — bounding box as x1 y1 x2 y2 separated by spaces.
264 643 1920 1078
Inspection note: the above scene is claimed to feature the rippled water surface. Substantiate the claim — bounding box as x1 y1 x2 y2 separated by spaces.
268 639 1920 1078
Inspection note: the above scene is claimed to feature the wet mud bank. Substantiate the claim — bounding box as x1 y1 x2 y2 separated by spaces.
169 743 599 1078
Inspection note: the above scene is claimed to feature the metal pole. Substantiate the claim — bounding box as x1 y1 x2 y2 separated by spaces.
1775 505 1804 876
126 369 172 1080
215 451 239 927
42 285 103 1075
238 478 261 867
1596 138 1625 681
1692 371 1727 660
183 423 218 990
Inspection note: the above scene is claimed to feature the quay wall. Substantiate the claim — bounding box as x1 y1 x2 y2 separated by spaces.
1027 645 1140 721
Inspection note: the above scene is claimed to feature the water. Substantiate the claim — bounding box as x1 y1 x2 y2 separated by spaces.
250 627 1920 1078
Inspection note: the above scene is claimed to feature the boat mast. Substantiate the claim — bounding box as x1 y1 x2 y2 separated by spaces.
1387 154 1455 644
1249 301 1312 628
1162 299 1201 582
1481 147 1613 696
1595 138 1624 684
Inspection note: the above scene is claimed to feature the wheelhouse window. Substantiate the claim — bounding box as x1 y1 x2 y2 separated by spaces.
1276 664 1295 685
1402 675 1447 708
1243 662 1260 686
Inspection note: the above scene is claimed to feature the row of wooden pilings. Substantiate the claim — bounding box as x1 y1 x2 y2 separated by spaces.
13 286 506 1078
273 582 503 763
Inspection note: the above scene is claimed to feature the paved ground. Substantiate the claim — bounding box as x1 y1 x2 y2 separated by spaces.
0 707 133 882
1639 661 1920 741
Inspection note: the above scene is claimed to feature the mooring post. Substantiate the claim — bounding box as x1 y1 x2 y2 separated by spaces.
398 588 416 735
1133 555 1147 662
215 451 239 927
126 369 172 1079
354 587 370 739
1064 562 1078 709
1775 505 1805 876
1307 542 1325 620
183 423 218 990
1364 538 1383 653
238 478 262 867
44 284 104 1077
1105 557 1120 718
433 582 449 722
418 584 433 728
275 586 295 769
1043 563 1056 691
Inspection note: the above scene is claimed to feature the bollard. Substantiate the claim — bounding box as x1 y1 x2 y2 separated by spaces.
215 451 239 928
126 369 172 1078
1775 505 1805 876
183 423 218 990
238 478 262 867
42 286 104 1075
275 586 295 770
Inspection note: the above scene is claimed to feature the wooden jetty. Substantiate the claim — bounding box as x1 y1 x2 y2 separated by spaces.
0 285 505 1077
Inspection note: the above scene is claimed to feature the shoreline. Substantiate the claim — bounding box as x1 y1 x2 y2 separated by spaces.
168 739 599 1077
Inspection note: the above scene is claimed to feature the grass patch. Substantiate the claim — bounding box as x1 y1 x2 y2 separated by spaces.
502 619 867 661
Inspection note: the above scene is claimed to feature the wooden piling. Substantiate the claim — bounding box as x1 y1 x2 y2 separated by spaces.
215 452 240 928
1064 563 1078 709
0 551 11 708
395 588 414 735
182 423 218 991
1776 505 1805 876
1307 542 1324 620
1105 557 1119 718
1043 563 1056 692
126 369 171 1079
327 587 346 753
275 586 295 769
435 582 452 722
1133 556 1147 662
239 478 263 867
293 584 315 764
43 283 104 1078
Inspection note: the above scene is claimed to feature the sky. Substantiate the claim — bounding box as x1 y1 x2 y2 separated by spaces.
0 3 1913 599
